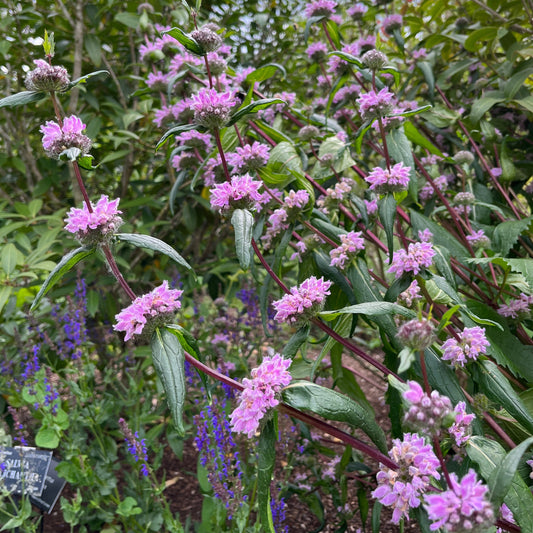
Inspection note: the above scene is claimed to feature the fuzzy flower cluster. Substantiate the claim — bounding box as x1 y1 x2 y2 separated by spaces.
227 142 270 174
372 433 441 524
449 401 476 449
114 281 183 341
273 276 332 325
306 42 328 62
388 241 435 278
25 59 70 92
64 195 123 245
261 190 310 248
329 231 365 269
209 174 263 214
40 115 92 158
304 0 337 18
317 178 354 214
498 293 533 319
365 162 411 194
191 88 237 129
466 229 490 249
402 381 454 437
347 3 368 19
397 319 435 351
398 280 422 308
230 354 292 438
420 175 450 202
424 470 494 532
441 327 489 368
357 88 395 121
382 14 403 36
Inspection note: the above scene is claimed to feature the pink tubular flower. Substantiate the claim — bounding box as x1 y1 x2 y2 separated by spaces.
372 433 440 524
227 141 270 174
139 41 165 62
272 276 332 325
365 162 411 194
424 470 494 532
357 88 395 121
176 130 212 151
306 42 329 62
466 229 490 249
230 353 292 438
40 115 92 159
448 401 475 448
441 326 489 368
284 190 309 209
382 14 403 36
25 59 70 92
497 293 533 319
209 173 263 214
397 280 421 308
388 242 435 278
190 88 237 129
402 381 453 437
64 195 123 244
304 0 337 18
329 231 365 269
114 281 183 342
146 71 170 91
347 3 368 19
419 174 449 202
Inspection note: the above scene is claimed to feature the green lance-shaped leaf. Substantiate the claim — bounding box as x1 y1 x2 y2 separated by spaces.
151 328 186 435
164 27 204 56
31 247 96 311
68 70 109 90
230 209 254 270
43 29 55 57
472 359 533 435
378 194 396 262
489 436 533 509
0 91 46 108
319 301 416 322
245 64 286 83
403 121 444 157
282 323 310 359
257 418 277 533
282 381 388 453
227 98 285 127
467 436 533 533
156 123 199 150
115 233 193 272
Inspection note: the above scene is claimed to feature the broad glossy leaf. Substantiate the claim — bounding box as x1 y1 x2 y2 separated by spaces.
282 381 387 452
470 91 506 123
31 247 96 310
151 328 186 435
467 436 533 533
115 233 192 271
231 208 254 269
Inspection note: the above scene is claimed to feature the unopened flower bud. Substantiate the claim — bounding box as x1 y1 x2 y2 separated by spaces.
453 150 474 165
362 50 387 70
191 26 223 53
299 125 320 141
397 319 435 351
454 191 475 205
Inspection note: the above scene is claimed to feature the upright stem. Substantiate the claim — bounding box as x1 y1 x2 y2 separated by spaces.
213 128 232 182
101 245 137 301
